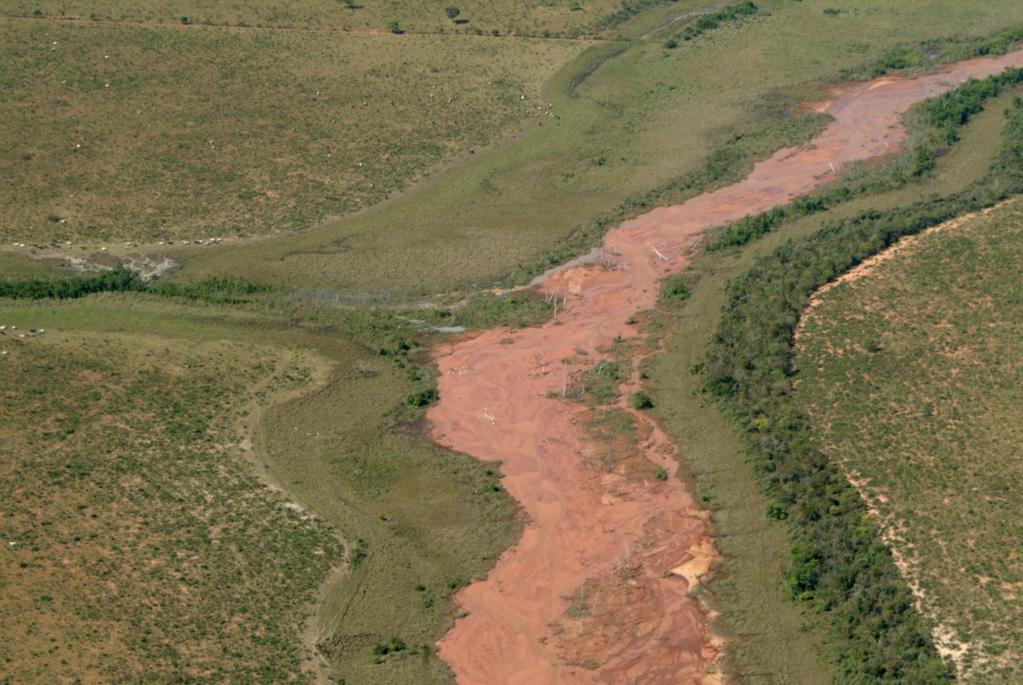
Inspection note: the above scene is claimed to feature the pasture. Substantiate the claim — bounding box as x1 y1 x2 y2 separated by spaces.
0 13 584 244
0 300 345 682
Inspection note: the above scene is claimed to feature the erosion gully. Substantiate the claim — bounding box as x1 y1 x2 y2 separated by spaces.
426 51 1023 684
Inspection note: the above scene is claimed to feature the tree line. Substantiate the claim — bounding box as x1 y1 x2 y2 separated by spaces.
0 267 270 304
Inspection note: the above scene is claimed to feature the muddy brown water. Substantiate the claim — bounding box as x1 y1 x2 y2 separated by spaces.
427 52 1023 685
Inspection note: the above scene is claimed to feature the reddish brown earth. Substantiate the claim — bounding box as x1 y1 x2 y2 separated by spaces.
427 51 1023 685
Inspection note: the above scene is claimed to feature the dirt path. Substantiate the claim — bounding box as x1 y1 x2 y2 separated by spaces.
427 51 1023 685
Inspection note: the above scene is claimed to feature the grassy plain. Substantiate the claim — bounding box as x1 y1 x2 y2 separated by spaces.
643 84 1023 682
0 15 584 244
1 0 671 37
796 200 1023 683
258 348 520 685
5 2 1023 684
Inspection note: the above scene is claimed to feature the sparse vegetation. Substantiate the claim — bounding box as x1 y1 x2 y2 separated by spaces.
0 15 584 244
6 3 1023 684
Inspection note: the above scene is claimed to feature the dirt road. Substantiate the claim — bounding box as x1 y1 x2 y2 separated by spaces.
428 51 1023 684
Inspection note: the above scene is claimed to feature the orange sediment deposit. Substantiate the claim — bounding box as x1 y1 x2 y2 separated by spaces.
427 51 1023 685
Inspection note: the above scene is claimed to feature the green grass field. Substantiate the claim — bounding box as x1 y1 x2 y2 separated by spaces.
2 0 674 37
0 304 345 683
796 200 1023 683
0 293 521 684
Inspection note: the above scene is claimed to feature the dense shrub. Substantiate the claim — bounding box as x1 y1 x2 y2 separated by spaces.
659 275 691 301
701 97 1023 681
838 25 1023 81
0 267 269 304
680 1 758 42
0 267 144 299
406 388 438 407
148 276 271 303
629 392 654 410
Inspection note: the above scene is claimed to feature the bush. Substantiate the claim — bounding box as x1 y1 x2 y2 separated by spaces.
0 267 144 300
386 20 404 34
660 275 691 301
371 636 407 658
629 392 654 410
677 1 758 42
0 268 271 304
445 7 460 20
406 388 438 407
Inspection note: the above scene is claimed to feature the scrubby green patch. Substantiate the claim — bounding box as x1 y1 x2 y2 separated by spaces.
797 199 1023 684
667 0 759 44
582 359 624 405
0 266 270 304
0 328 344 683
413 289 557 331
697 93 1023 682
256 329 520 685
838 24 1023 80
659 274 691 302
0 266 145 299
